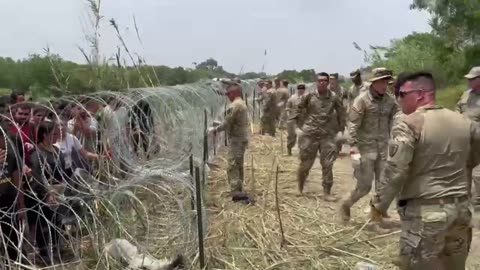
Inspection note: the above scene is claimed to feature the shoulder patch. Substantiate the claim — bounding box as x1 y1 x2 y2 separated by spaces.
403 111 425 139
389 143 399 158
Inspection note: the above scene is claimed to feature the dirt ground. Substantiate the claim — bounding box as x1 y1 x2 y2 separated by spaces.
205 130 480 270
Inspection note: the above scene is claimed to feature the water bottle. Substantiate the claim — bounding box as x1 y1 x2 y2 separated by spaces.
355 262 380 270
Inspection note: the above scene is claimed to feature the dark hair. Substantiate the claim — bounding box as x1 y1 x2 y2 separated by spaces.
36 121 57 144
33 106 47 115
10 90 25 103
317 72 330 81
282 80 289 86
395 71 436 97
12 102 31 112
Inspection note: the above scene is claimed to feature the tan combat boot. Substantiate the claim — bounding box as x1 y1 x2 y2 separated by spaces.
339 201 351 223
323 188 338 202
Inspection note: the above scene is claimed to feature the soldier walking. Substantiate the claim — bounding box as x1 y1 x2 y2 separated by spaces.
286 84 306 155
260 80 278 137
276 80 290 130
209 83 251 202
328 73 348 153
371 71 478 269
291 72 346 200
340 68 398 221
456 66 480 208
347 69 370 112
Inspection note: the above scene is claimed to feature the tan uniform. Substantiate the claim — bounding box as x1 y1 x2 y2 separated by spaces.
456 89 480 205
291 90 346 193
344 89 398 207
276 87 290 130
329 85 348 151
217 97 249 192
373 105 479 269
260 88 278 136
285 93 303 152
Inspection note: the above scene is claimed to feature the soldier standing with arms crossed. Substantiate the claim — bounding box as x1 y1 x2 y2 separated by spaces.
292 73 346 200
340 68 398 222
286 84 306 155
371 72 478 269
209 83 251 202
456 66 480 209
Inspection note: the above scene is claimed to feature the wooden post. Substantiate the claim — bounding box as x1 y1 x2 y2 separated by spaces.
189 155 195 210
195 166 206 269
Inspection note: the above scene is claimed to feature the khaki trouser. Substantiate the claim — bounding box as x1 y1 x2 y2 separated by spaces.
227 139 248 193
345 147 386 207
297 133 337 192
286 120 297 151
278 109 288 130
473 165 480 206
261 114 276 137
397 198 472 270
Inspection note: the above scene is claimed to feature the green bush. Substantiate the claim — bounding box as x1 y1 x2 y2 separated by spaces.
437 83 466 109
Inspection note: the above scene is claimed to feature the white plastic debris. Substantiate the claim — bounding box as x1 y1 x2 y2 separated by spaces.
355 262 380 270
105 238 183 270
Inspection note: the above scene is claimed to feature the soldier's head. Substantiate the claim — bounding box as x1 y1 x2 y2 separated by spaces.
297 84 306 95
316 72 330 93
274 78 281 89
282 80 289 88
396 71 436 115
265 80 273 89
350 70 362 85
368 68 393 95
465 66 480 92
225 83 242 102
329 73 339 88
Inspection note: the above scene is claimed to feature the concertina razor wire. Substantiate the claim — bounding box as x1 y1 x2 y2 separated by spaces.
0 79 258 268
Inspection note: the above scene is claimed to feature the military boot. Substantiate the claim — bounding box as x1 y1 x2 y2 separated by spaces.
339 201 352 223
323 188 337 202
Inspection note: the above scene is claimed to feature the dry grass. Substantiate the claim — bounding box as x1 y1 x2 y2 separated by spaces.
204 129 401 270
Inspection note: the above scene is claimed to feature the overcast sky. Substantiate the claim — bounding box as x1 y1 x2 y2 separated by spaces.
0 0 430 75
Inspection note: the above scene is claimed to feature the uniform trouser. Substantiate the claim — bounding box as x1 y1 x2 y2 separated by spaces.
227 139 248 193
472 165 480 206
278 109 287 130
397 199 472 270
261 115 276 137
345 149 386 206
297 133 337 192
286 120 297 151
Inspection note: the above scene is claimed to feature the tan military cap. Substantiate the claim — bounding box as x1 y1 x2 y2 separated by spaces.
330 73 339 79
368 67 393 82
465 67 480 79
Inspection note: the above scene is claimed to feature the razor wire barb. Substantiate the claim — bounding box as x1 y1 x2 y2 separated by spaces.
0 79 258 268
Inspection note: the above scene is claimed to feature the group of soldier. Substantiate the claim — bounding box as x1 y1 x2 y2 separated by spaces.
212 65 480 269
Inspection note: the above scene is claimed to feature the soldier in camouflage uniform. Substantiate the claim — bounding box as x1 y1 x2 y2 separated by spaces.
340 68 398 221
260 80 278 137
371 72 478 269
347 69 370 112
209 83 250 198
328 73 348 153
291 72 346 200
286 84 306 155
277 80 290 130
456 66 480 208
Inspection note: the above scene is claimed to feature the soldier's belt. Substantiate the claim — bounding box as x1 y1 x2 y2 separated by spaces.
398 195 469 207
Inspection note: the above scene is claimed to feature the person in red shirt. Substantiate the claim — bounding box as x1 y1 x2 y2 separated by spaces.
9 103 35 167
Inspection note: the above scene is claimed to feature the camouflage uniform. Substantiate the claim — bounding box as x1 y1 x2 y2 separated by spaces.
347 81 370 113
291 90 346 195
456 89 480 206
285 93 304 154
372 105 479 269
260 88 278 137
217 97 250 192
343 88 398 209
329 85 348 151
276 87 290 130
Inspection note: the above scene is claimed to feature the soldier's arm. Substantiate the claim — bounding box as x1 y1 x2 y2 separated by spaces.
372 120 416 212
335 95 347 131
347 96 364 147
469 121 480 168
291 93 309 126
455 95 464 113
216 106 235 133
389 101 400 131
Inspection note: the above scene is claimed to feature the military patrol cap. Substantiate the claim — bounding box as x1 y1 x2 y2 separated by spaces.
465 67 480 79
330 73 339 79
350 69 361 78
368 67 393 82
297 84 306 90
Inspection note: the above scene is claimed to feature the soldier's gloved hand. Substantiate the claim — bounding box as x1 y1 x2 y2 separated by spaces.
295 128 303 136
207 127 217 135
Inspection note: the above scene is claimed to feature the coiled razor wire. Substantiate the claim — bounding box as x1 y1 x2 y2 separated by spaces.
0 79 258 268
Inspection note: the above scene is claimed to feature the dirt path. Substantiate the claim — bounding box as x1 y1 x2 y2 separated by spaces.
205 131 480 269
